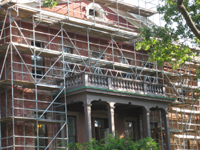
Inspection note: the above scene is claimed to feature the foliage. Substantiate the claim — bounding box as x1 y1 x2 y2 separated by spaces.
135 0 200 100
158 0 200 39
136 26 193 67
43 0 57 8
136 0 200 68
65 135 159 150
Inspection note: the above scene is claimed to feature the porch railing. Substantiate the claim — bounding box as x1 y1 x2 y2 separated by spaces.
61 73 166 97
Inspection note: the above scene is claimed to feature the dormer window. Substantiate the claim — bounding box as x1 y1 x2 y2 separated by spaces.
89 9 99 17
87 3 106 21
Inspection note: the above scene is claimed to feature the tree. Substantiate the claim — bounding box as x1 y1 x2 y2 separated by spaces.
135 0 200 99
136 0 200 67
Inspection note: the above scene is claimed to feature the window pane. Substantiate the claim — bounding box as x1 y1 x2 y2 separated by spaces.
63 47 73 53
94 119 105 128
31 56 43 66
125 121 134 140
68 117 75 136
36 56 43 66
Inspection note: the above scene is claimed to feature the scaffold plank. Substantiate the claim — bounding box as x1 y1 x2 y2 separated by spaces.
0 79 60 91
171 107 200 115
151 127 196 134
0 116 65 124
0 42 61 58
172 84 198 90
170 101 191 107
174 134 200 140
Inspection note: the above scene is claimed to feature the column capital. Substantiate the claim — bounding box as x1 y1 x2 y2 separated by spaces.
107 102 115 109
83 104 92 112
146 110 151 114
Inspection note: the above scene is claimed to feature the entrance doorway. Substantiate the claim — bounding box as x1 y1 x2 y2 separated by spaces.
93 118 109 141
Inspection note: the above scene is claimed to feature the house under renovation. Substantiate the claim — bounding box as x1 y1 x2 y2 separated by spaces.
0 0 199 150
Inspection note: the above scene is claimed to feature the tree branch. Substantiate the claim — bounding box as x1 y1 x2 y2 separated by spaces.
177 0 200 39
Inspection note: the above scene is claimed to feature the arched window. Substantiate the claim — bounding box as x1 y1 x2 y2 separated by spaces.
86 3 106 21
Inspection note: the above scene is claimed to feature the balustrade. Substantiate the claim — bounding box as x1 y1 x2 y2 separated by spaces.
63 73 165 96
65 73 83 89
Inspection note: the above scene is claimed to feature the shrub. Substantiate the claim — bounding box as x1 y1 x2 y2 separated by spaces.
66 134 159 150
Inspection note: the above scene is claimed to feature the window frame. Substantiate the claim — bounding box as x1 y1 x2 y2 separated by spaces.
34 113 47 150
68 116 77 144
62 46 73 54
31 41 45 79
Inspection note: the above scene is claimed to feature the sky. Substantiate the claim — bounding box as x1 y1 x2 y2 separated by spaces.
123 0 163 26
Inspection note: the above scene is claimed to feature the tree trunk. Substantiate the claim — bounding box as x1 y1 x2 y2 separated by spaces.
177 0 200 39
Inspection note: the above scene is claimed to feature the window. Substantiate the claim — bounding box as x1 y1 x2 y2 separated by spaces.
31 41 44 48
120 56 131 64
62 46 73 54
125 121 135 140
68 116 76 143
35 113 46 150
143 62 154 68
89 9 99 17
31 56 44 78
93 118 109 141
31 41 44 78
91 51 104 59
87 3 106 20
150 122 159 143
92 51 99 58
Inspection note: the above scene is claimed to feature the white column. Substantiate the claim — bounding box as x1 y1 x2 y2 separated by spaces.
107 102 115 136
144 109 151 138
83 104 92 141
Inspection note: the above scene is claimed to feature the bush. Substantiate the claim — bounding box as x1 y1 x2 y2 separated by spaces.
66 134 159 150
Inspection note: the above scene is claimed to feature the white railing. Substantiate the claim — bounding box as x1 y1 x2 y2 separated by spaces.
63 73 166 96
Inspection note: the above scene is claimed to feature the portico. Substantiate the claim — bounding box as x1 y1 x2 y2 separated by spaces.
58 73 175 149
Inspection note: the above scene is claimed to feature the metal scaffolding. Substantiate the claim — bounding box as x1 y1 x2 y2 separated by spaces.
0 0 199 149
